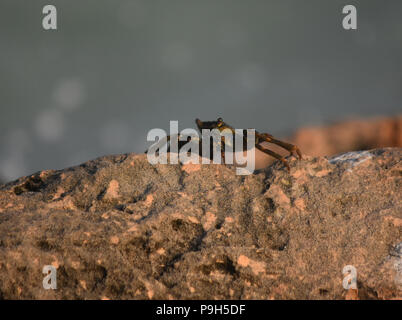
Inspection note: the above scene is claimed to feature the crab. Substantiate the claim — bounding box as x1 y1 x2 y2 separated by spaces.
146 117 302 171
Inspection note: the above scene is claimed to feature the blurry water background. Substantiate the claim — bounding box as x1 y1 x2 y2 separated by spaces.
0 0 401 182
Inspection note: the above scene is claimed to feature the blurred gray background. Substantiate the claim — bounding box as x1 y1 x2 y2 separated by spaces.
1 0 401 182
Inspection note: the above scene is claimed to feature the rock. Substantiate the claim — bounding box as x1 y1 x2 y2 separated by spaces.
291 115 402 157
246 115 402 169
0 148 401 300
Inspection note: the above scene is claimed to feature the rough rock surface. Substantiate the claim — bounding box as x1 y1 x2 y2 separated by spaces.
0 148 401 300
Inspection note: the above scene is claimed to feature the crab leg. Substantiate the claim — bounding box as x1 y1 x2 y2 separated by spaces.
257 133 302 159
255 144 290 171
